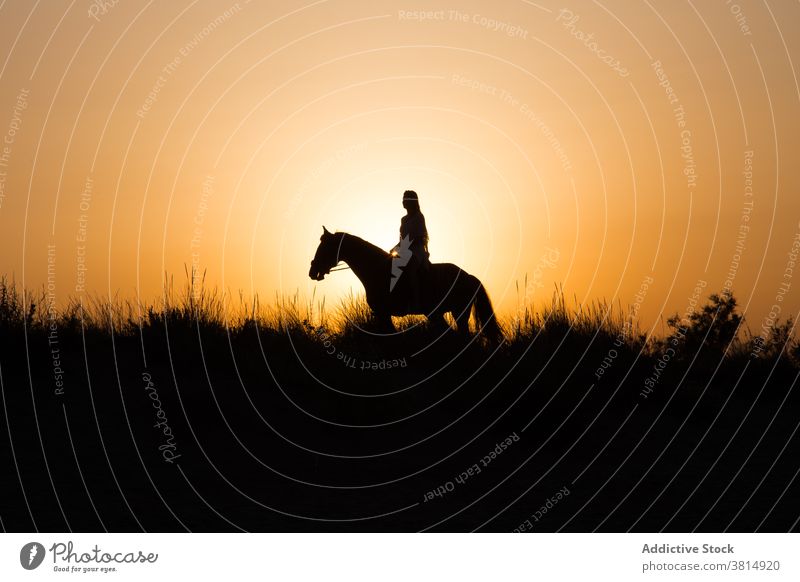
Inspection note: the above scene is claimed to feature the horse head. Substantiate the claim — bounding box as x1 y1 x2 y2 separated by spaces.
309 226 342 281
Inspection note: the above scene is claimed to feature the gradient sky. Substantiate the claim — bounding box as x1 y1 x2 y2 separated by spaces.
0 0 798 333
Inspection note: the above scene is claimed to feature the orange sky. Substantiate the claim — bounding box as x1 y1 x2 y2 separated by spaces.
0 0 798 333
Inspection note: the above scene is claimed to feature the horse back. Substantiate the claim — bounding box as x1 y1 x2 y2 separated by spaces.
424 262 480 305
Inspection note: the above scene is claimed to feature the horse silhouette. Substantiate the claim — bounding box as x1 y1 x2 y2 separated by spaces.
309 227 502 341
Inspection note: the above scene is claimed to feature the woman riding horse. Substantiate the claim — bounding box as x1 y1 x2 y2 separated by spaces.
390 190 430 310
309 227 502 343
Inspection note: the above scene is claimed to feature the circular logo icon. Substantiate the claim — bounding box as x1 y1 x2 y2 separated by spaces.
20 542 46 570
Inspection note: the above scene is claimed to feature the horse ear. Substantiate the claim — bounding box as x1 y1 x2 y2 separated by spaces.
323 226 331 236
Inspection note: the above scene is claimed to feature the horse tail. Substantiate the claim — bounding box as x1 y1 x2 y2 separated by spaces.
473 280 503 344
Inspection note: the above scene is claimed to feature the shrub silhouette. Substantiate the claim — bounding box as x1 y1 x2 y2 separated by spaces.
666 290 742 360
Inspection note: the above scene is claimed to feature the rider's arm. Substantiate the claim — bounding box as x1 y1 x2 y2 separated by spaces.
391 216 407 255
405 214 427 242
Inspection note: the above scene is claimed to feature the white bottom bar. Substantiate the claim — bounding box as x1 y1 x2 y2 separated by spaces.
1 533 796 581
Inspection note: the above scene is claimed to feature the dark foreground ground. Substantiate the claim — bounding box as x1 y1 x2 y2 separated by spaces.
1 285 799 532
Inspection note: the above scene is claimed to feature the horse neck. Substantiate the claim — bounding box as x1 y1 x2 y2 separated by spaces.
338 234 383 285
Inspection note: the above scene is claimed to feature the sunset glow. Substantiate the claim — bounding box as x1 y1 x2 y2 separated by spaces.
1 0 798 331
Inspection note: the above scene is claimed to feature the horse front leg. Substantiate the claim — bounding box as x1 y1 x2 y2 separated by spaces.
365 295 394 334
373 313 395 334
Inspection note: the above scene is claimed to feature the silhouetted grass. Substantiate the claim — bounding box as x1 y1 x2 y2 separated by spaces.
1 274 797 369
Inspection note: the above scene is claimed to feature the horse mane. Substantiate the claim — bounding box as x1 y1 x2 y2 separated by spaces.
335 232 389 260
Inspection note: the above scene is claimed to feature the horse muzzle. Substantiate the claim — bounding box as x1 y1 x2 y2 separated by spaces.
309 263 327 281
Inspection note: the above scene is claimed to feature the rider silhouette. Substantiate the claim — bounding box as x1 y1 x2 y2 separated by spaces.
391 190 430 310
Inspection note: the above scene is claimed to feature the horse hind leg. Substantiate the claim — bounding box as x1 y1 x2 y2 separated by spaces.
453 305 472 336
427 311 448 333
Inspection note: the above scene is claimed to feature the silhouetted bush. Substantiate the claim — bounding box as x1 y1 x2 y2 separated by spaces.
665 290 743 361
